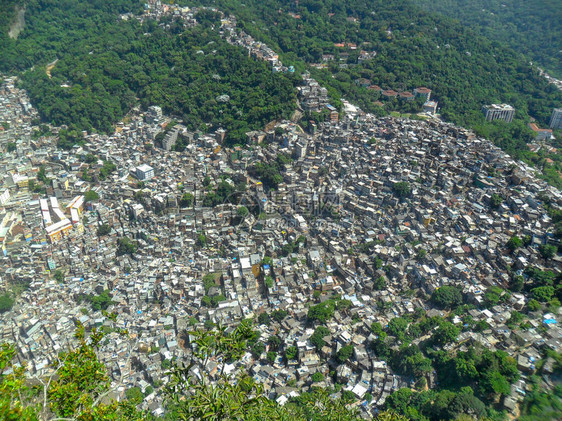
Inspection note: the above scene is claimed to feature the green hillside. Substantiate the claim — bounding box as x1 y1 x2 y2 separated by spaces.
188 0 562 184
1 0 296 144
2 0 562 181
412 0 562 79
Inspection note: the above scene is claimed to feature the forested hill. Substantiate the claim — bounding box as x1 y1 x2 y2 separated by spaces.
0 0 297 144
2 0 562 181
411 0 562 79
187 0 562 185
189 0 561 127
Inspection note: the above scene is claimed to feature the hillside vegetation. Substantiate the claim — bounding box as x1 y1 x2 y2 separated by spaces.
1 0 562 179
1 0 296 144
412 0 562 79
188 0 562 185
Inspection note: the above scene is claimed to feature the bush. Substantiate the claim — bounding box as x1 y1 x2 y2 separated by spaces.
97 224 111 236
0 293 14 313
84 190 100 202
311 372 324 383
431 286 463 309
336 345 354 364
307 301 336 323
117 237 137 255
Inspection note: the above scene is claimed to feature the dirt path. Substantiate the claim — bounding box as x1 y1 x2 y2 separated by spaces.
46 59 59 78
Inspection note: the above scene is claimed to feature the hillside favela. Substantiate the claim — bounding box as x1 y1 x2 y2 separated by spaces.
0 1 561 420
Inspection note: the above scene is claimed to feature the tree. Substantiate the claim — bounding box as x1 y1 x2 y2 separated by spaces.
179 193 194 208
117 237 137 255
370 322 387 340
388 317 409 339
392 182 411 198
506 236 523 252
3 319 366 420
271 309 288 323
47 323 145 420
197 234 207 248
125 386 143 404
89 290 112 311
510 274 524 292
490 193 503 209
84 190 100 202
311 372 324 383
202 273 217 293
267 335 281 351
432 321 460 346
37 165 49 184
237 206 249 217
385 388 414 414
264 276 274 288
531 286 554 302
484 289 501 307
0 293 14 313
431 286 463 309
310 326 330 349
336 345 354 364
257 312 271 326
53 269 64 283
480 371 511 398
416 248 427 261
373 276 386 290
307 301 336 323
539 244 557 259
266 351 277 364
251 342 265 358
285 346 297 361
97 223 111 236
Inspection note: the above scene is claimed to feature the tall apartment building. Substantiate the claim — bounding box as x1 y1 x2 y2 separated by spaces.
482 104 515 123
549 108 562 130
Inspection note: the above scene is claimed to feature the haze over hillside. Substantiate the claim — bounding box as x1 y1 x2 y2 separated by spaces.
412 0 562 79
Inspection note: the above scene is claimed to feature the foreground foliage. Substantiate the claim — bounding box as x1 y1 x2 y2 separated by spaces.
1 319 407 420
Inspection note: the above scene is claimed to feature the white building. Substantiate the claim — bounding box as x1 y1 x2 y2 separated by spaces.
549 108 562 130
135 164 154 181
482 104 515 123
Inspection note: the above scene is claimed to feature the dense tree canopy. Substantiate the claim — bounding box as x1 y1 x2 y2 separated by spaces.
412 0 562 79
188 0 562 184
431 286 464 309
2 1 297 145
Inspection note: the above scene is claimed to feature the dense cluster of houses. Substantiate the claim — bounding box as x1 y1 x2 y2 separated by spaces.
0 3 561 419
